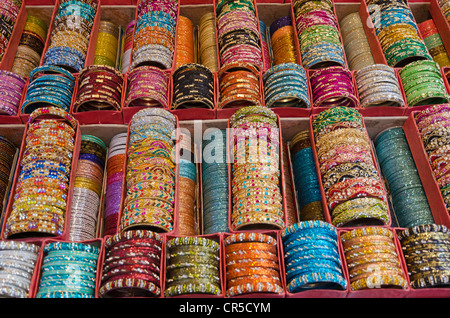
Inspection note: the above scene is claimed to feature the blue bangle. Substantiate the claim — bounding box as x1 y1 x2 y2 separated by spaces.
287 271 347 293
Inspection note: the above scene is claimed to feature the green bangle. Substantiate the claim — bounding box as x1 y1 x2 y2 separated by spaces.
408 89 449 107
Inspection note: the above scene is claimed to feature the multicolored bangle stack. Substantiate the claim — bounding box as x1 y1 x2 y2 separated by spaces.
0 0 22 62
224 232 283 297
355 64 404 108
310 66 358 108
341 227 407 291
172 63 214 110
415 104 450 213
290 130 324 221
340 12 375 71
124 65 170 109
42 0 97 73
259 20 271 72
11 15 48 78
0 135 15 215
131 0 178 70
281 141 298 226
368 0 431 67
177 132 197 236
269 16 297 66
0 70 26 116
202 129 229 234
5 107 77 238
99 230 163 297
198 12 219 72
293 0 346 69
263 62 310 108
418 19 450 68
398 224 450 289
282 221 347 293
165 236 221 297
312 106 390 227
121 20 135 74
121 108 176 233
36 242 99 298
175 16 195 69
74 65 124 112
218 62 261 109
374 127 434 228
103 132 127 236
202 129 229 233
21 65 75 114
94 20 120 69
216 0 263 71
0 241 40 298
439 0 450 25
399 60 449 107
68 135 106 242
229 106 284 231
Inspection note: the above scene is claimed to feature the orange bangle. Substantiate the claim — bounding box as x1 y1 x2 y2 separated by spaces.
225 242 277 255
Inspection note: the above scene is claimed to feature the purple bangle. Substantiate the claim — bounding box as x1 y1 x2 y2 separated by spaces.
0 104 18 116
270 16 292 37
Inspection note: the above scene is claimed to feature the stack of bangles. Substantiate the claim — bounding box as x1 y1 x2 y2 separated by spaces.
68 135 107 241
0 241 40 298
312 106 390 227
229 106 285 231
263 62 310 108
177 132 197 236
120 108 176 233
121 20 135 74
35 242 100 298
216 0 263 70
103 132 127 235
124 65 170 108
164 236 221 297
99 230 163 297
0 70 26 116
0 135 15 216
0 0 22 61
281 221 347 293
94 20 120 68
74 65 124 112
281 141 298 226
175 16 195 68
374 127 434 228
310 66 358 108
341 227 408 291
398 224 450 289
224 232 283 297
5 107 77 238
198 12 219 72
439 0 450 24
368 0 431 67
21 65 76 114
414 104 450 212
172 63 214 110
293 0 346 69
11 15 48 78
290 130 324 221
418 19 450 68
259 20 272 71
269 16 297 66
355 64 404 108
339 12 375 71
42 0 97 73
218 62 261 109
202 129 229 234
131 0 178 70
399 60 449 107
